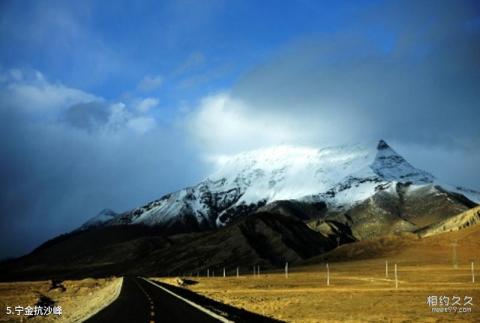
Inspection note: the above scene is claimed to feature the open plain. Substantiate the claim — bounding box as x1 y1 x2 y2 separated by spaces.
157 224 480 322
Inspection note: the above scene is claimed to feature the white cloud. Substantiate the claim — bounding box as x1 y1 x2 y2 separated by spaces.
1 69 161 136
186 92 303 156
134 97 159 113
138 75 164 92
0 69 99 119
101 102 157 134
127 116 156 134
103 102 130 132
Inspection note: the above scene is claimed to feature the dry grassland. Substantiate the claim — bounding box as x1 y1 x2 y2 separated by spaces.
157 225 480 322
0 277 122 322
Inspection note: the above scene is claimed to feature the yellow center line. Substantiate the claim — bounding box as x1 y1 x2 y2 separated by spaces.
132 277 158 322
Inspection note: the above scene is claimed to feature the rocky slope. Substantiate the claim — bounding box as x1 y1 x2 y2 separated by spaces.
416 205 480 237
1 212 341 280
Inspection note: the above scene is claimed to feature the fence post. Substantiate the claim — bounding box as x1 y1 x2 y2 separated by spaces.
236 266 239 278
385 260 388 278
285 262 288 278
207 269 209 278
223 267 226 278
326 262 330 286
472 261 475 283
394 264 398 289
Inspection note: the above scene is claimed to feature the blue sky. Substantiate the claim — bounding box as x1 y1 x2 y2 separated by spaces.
1 0 479 258
0 0 380 108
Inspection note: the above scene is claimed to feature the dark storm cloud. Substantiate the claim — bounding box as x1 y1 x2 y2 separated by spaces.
0 72 203 258
187 0 480 189
232 2 480 146
61 101 110 131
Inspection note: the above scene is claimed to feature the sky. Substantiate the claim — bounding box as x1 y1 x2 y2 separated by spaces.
1 0 479 258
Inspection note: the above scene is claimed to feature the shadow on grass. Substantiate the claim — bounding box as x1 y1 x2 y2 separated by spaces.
149 279 284 323
35 293 55 308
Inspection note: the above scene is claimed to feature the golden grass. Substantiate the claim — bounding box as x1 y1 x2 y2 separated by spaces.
155 225 480 322
0 277 122 322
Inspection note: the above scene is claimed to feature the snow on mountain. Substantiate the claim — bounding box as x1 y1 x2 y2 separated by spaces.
370 140 434 183
80 209 118 230
80 140 479 230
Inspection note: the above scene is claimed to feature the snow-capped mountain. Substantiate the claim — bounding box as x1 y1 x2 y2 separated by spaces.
80 140 479 232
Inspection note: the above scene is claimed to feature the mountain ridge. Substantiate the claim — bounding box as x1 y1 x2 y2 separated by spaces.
80 140 478 233
2 140 479 280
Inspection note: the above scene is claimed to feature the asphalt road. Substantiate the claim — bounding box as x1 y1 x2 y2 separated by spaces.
86 276 222 323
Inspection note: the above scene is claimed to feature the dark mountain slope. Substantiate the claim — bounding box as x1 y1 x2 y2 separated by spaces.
0 212 344 281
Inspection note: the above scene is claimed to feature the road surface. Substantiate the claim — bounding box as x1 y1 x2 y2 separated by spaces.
86 276 223 323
